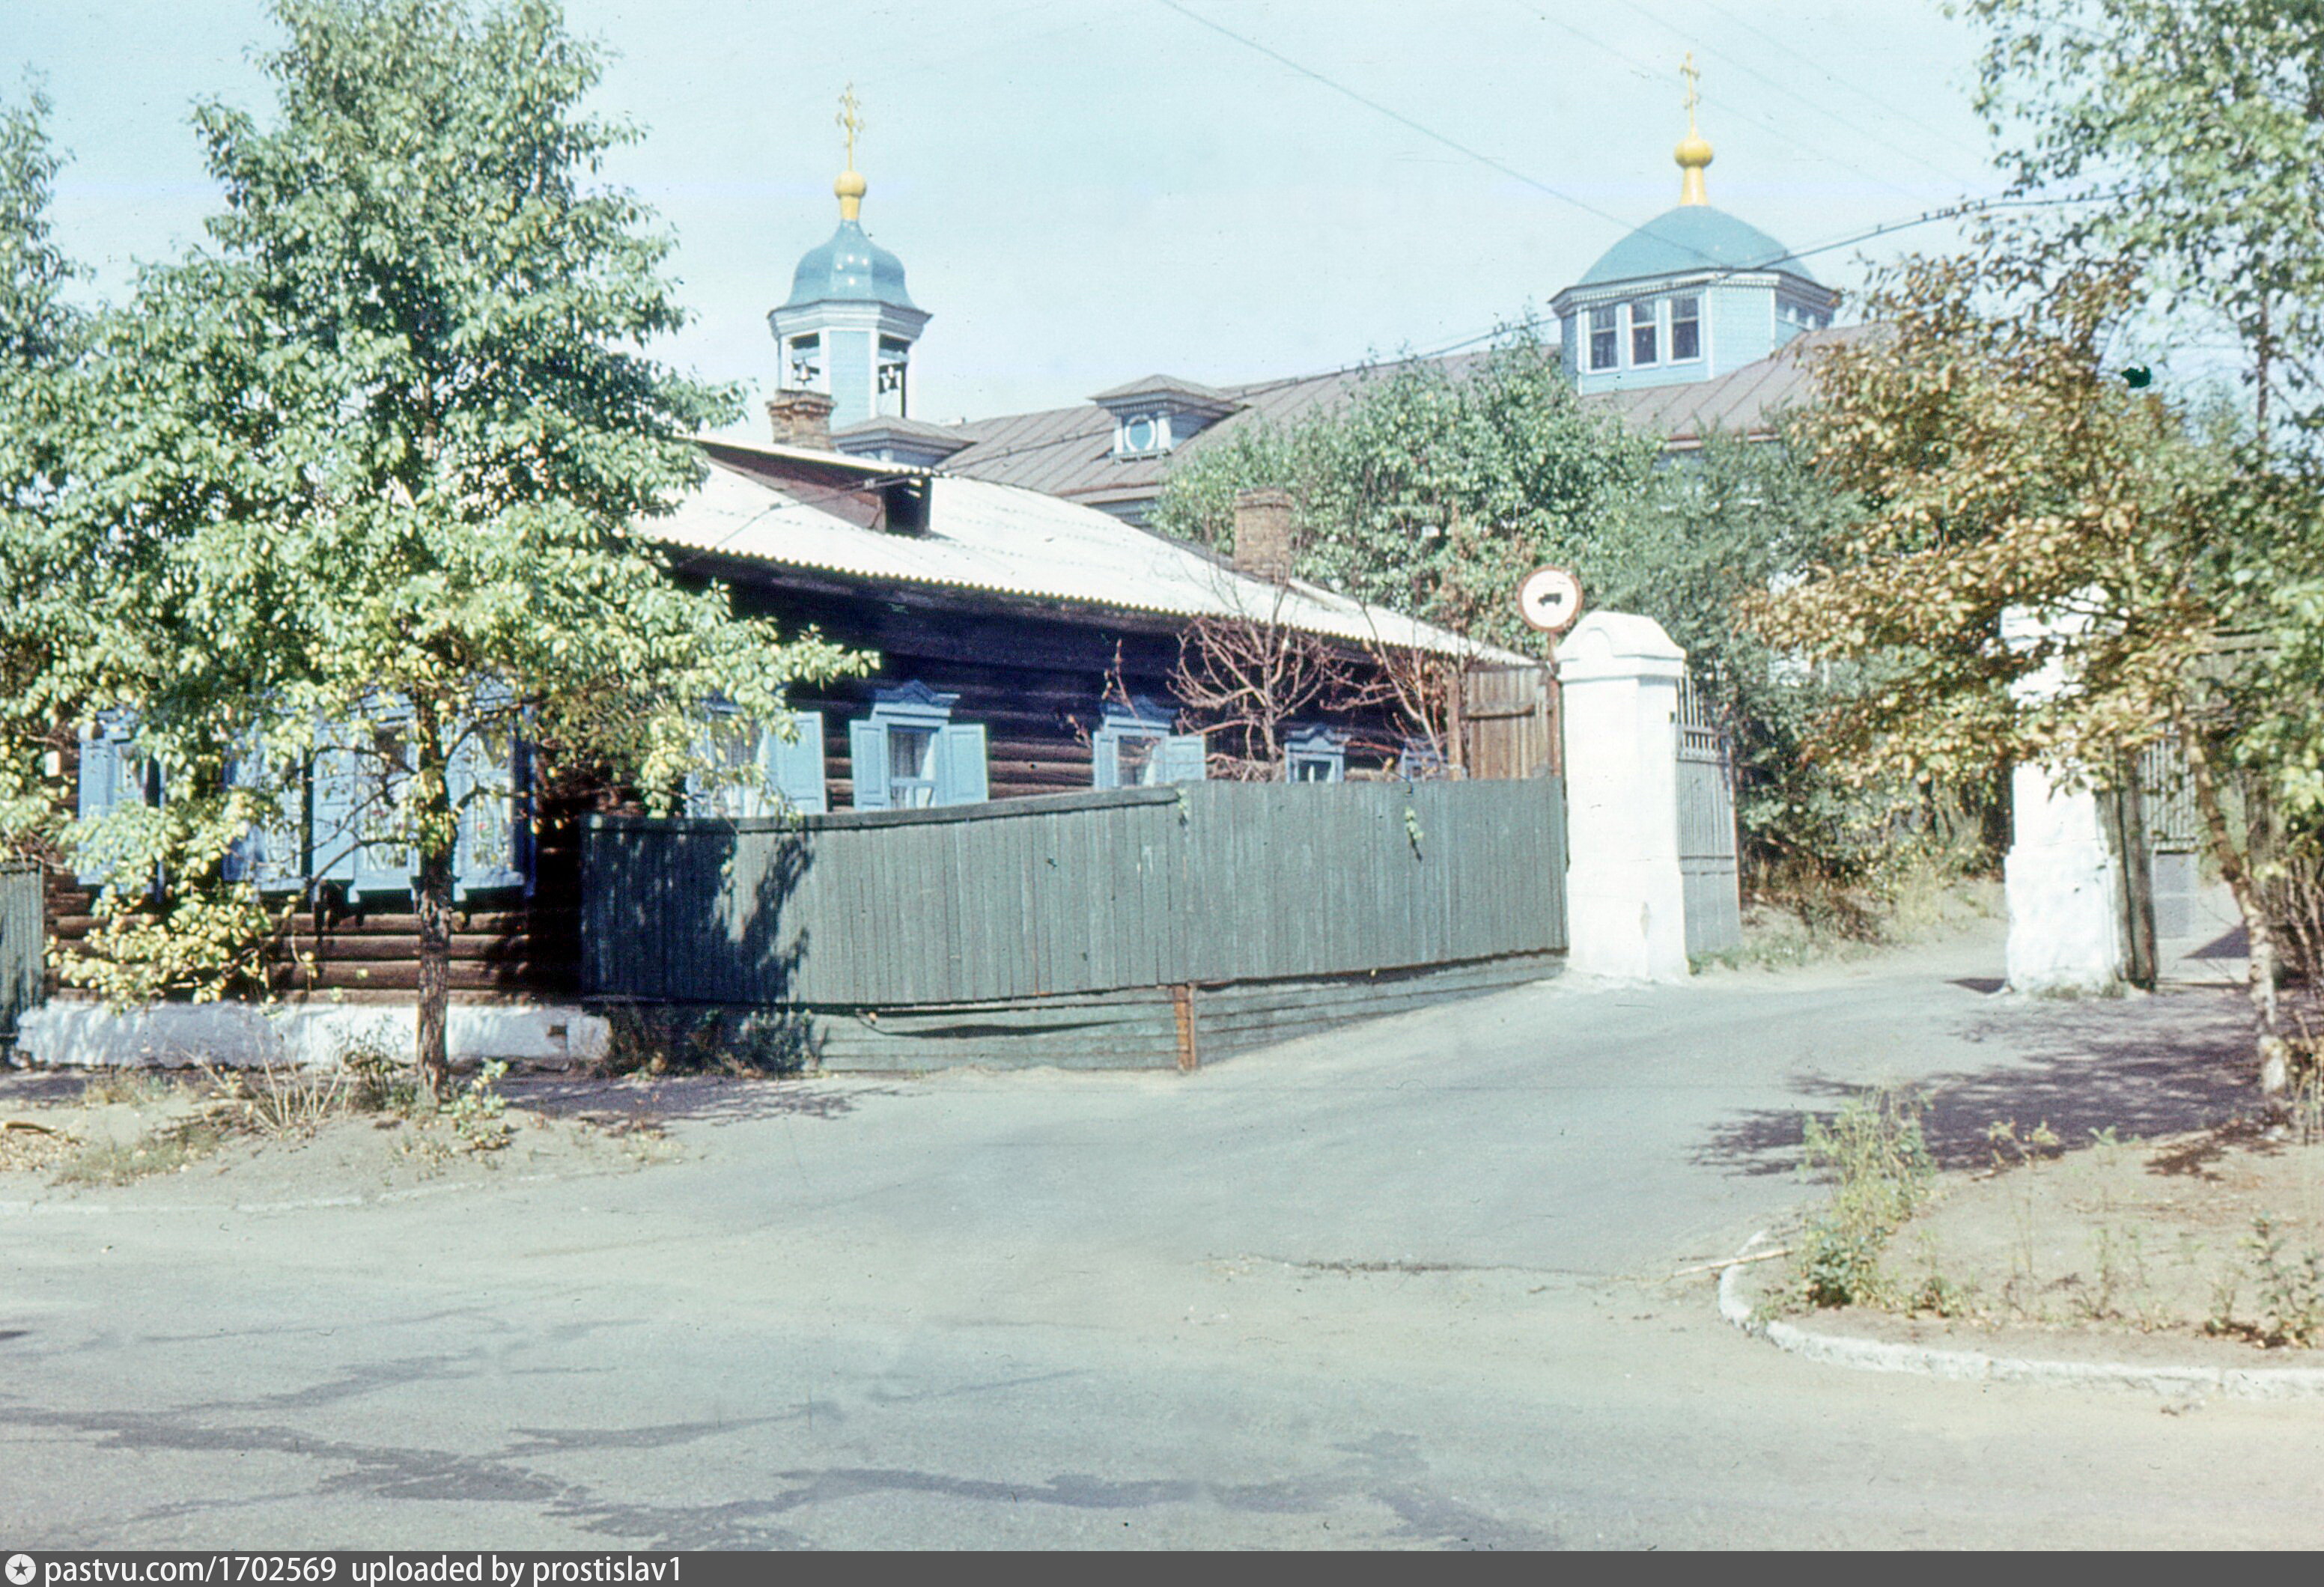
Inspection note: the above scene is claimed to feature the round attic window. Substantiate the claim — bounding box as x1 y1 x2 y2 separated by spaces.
1122 415 1160 454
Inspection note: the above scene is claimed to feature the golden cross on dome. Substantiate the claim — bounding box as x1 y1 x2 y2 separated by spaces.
1681 52 1700 130
837 85 864 169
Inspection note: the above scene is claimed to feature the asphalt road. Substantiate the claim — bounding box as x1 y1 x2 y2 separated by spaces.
5 927 2319 1550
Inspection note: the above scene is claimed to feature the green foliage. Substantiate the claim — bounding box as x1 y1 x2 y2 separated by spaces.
1953 0 2324 1026
443 1058 512 1149
17 1 866 1076
0 87 90 846
1792 1086 1936 1309
1151 325 1659 655
2237 1214 2324 1347
1963 0 2324 451
1152 326 1926 896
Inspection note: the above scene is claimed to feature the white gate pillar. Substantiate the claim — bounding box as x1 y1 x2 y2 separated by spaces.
2001 603 2127 995
1557 612 1691 982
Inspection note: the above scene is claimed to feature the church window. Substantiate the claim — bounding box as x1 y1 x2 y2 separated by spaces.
1588 307 1618 371
787 334 823 390
1670 295 1701 361
1630 299 1659 365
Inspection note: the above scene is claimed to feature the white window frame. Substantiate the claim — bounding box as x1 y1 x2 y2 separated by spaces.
1283 725 1348 784
1670 293 1702 362
1587 305 1619 371
1629 299 1660 366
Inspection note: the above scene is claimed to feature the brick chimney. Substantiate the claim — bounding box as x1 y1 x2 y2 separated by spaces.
1232 488 1296 582
767 390 836 451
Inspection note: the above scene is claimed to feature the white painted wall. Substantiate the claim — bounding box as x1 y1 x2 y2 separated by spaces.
2000 602 2128 995
16 1001 609 1070
2004 759 2128 994
1557 611 1691 982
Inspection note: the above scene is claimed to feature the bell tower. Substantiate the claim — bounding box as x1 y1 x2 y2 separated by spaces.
767 86 930 435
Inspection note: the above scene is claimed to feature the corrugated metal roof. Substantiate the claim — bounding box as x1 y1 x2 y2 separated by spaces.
645 459 1533 665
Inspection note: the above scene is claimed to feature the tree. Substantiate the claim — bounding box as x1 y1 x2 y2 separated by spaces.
1150 327 1900 894
1154 329 1663 658
1932 0 2324 1044
1752 252 2313 1018
1965 0 2324 451
58 0 860 1100
0 88 91 844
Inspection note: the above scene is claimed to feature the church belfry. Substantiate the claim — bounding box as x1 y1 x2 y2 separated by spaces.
768 87 930 435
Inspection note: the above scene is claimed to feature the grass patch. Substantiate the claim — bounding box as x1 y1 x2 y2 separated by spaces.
1697 868 2001 975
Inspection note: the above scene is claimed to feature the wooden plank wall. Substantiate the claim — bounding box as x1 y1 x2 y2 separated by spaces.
42 727 588 1004
582 776 1568 1008
1463 664 1557 780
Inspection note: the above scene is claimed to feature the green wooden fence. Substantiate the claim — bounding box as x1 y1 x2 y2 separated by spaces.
582 778 1566 1041
0 859 43 1048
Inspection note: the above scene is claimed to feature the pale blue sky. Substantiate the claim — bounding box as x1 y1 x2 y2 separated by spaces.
7 1 2004 431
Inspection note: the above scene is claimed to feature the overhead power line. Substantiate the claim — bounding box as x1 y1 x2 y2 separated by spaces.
1589 0 1985 191
1681 0 1998 168
1516 1 1938 203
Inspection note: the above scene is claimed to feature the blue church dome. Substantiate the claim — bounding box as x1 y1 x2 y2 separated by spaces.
779 219 921 314
1578 204 1814 289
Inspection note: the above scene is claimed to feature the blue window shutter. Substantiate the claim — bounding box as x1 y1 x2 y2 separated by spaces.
937 722 988 805
764 710 827 814
684 703 743 817
224 746 305 889
348 727 415 904
1091 727 1121 790
311 731 359 886
1158 733 1208 784
848 718 890 809
451 721 524 898
73 725 127 886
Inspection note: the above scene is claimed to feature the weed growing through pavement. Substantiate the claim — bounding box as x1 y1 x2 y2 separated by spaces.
1985 1118 2060 1311
51 1116 225 1185
2237 1215 2324 1347
1905 1229 1975 1318
1790 1085 1935 1308
445 1060 513 1151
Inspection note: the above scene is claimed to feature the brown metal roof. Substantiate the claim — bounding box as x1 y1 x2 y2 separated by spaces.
927 328 1861 505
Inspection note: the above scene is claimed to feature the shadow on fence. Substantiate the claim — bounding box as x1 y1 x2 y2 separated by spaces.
581 779 1568 1073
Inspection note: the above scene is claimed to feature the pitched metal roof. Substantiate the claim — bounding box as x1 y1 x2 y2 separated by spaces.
922 328 1858 504
1598 323 1864 445
644 454 1533 665
928 352 1488 508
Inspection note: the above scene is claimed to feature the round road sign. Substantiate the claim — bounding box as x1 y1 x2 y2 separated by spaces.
1517 564 1584 635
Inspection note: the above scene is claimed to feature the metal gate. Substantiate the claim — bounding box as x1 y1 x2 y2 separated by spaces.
0 859 43 1048
1676 674 1742 957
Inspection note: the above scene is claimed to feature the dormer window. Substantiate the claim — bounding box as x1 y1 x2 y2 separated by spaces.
1116 412 1167 457
1630 299 1659 366
1092 375 1244 463
1670 294 1701 362
787 334 824 390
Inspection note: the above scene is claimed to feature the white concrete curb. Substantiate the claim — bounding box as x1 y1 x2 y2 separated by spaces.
1716 1230 2324 1401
